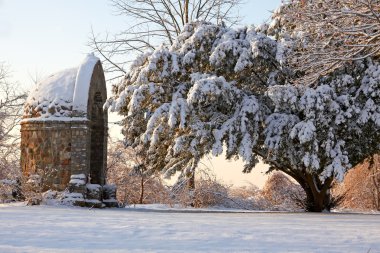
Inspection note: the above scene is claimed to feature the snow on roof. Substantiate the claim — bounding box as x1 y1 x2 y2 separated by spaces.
23 54 101 122
73 55 100 112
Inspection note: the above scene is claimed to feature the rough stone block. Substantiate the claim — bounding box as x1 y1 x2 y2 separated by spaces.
103 198 119 208
61 192 85 207
68 174 87 194
85 199 103 208
102 184 117 200
102 184 118 207
86 184 102 200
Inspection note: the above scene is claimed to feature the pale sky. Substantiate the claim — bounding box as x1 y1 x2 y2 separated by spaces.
0 0 281 188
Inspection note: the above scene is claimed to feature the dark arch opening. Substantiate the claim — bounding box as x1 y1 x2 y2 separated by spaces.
89 91 105 185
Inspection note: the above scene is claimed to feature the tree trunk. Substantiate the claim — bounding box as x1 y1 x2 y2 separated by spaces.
184 0 189 24
302 173 333 212
282 168 334 212
139 175 144 204
187 171 195 207
371 167 380 211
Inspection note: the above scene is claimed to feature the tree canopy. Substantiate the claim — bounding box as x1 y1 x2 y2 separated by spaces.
107 3 380 211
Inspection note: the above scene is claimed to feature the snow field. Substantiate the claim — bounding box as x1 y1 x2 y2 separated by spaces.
0 204 379 252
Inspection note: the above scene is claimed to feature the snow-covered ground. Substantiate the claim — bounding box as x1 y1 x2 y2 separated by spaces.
0 203 379 253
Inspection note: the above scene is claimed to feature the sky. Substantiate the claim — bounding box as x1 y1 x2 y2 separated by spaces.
0 0 281 188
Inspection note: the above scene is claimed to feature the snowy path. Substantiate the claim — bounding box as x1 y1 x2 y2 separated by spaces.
0 204 379 253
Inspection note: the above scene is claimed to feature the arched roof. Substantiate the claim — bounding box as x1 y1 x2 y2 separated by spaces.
23 54 102 121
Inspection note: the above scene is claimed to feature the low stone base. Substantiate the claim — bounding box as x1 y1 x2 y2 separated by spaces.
66 179 118 208
68 174 87 195
102 198 119 208
102 184 118 207
61 192 86 207
84 199 103 208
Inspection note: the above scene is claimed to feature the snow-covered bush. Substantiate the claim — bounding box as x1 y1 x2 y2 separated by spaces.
171 168 231 208
261 172 305 211
22 174 43 205
228 183 268 210
171 168 264 210
334 155 380 211
0 179 22 203
107 140 170 205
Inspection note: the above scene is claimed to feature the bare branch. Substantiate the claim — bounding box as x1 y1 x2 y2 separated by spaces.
89 0 243 77
0 65 26 180
275 0 380 85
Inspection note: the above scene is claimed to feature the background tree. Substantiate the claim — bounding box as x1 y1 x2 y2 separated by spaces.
107 139 169 205
0 64 25 202
0 64 25 180
270 0 380 84
90 0 242 80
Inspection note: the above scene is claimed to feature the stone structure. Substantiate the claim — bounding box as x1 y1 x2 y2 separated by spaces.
20 54 117 207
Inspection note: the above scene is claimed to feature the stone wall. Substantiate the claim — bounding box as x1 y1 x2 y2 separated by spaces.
20 120 89 191
70 122 91 177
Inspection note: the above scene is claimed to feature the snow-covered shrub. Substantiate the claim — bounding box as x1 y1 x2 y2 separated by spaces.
22 174 43 205
107 140 170 205
261 172 305 211
0 179 22 203
41 190 65 206
113 176 170 206
228 183 268 210
170 168 231 208
193 169 230 208
334 155 380 211
171 168 265 210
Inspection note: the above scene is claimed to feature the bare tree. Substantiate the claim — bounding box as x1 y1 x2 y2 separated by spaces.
272 0 380 85
106 139 169 205
0 64 26 180
0 64 25 202
90 0 242 80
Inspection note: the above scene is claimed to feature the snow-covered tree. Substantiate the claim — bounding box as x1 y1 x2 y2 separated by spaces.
106 21 283 177
264 58 380 211
107 21 380 212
